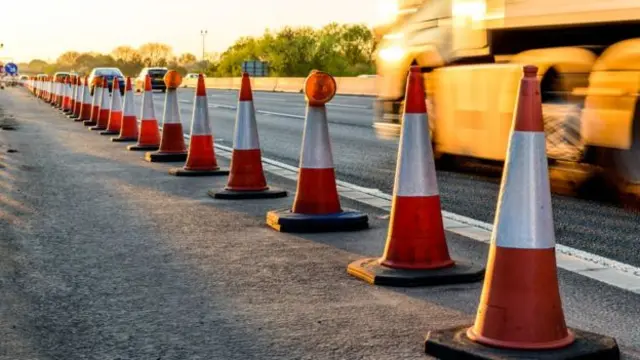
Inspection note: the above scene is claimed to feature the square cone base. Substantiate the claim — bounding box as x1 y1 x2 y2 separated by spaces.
425 325 620 360
347 258 484 287
99 130 120 136
266 208 368 233
111 137 137 143
209 187 287 200
89 126 107 131
74 118 87 122
169 167 230 177
144 151 188 163
83 121 97 127
127 144 159 151
68 114 78 119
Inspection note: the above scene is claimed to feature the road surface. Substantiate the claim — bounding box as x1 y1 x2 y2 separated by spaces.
1 86 639 359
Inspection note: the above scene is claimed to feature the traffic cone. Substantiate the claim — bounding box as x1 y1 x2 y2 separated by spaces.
209 72 286 196
266 70 368 233
71 76 83 119
90 77 111 131
127 75 160 151
144 70 187 162
51 78 59 106
112 77 138 142
66 76 77 116
424 65 620 360
168 74 229 176
45 78 52 103
84 77 102 126
100 78 123 135
347 66 484 287
62 77 72 113
77 76 92 122
56 79 65 109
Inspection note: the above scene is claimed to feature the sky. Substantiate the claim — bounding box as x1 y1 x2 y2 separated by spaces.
0 0 383 63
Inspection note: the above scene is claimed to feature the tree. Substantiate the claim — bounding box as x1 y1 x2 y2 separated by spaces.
28 59 48 73
178 53 197 66
111 46 141 63
138 43 173 66
57 51 81 66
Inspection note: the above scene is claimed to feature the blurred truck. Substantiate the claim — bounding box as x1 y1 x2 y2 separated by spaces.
372 0 640 199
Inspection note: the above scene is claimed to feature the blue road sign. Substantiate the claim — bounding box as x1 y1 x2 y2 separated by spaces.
4 63 18 75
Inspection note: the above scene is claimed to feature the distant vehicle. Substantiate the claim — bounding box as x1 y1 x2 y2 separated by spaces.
183 73 204 87
53 72 70 82
134 67 168 92
87 67 125 96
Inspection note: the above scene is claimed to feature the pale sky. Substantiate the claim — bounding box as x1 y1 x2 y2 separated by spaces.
0 0 382 63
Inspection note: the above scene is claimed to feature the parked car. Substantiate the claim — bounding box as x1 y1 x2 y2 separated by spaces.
134 67 168 92
87 67 125 96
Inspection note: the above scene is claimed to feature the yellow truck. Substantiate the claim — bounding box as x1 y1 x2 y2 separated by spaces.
373 0 640 199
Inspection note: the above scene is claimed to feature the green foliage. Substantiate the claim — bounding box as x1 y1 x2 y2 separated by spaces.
22 23 376 78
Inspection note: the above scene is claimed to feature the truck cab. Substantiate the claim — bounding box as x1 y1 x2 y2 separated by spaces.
373 0 640 198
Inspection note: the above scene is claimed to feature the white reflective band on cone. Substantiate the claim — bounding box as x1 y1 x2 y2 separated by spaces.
394 113 439 197
141 89 155 119
162 89 180 124
94 86 103 107
299 106 334 169
190 95 212 136
76 83 82 103
100 85 110 108
233 101 260 150
123 89 135 116
110 86 122 111
493 131 555 249
83 84 91 104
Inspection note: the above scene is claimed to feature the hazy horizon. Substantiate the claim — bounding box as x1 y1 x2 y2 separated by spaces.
0 0 383 63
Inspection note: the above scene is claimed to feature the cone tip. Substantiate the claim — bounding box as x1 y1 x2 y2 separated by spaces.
196 74 207 96
125 77 132 91
404 66 427 114
523 65 538 77
144 75 152 91
239 72 253 101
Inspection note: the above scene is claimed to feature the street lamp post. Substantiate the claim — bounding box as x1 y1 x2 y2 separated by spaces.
200 30 208 73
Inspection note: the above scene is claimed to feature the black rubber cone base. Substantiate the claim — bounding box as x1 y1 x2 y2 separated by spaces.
83 120 97 127
347 258 484 287
111 137 137 143
68 114 78 119
99 130 120 136
425 325 620 360
89 126 107 131
144 151 188 163
169 167 229 177
210 187 287 200
266 208 368 233
127 144 159 151
74 118 87 122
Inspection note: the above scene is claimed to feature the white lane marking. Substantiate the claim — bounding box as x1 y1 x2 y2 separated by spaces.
257 110 304 119
142 103 640 294
327 103 370 109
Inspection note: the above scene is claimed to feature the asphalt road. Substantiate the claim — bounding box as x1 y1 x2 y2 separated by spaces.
1 87 640 359
133 88 640 269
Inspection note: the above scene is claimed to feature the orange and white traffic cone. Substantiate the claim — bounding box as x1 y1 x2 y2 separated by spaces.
62 77 72 113
112 77 138 142
266 70 367 233
168 74 229 176
90 77 111 131
71 76 83 119
77 76 92 122
100 78 123 136
210 72 286 196
66 76 77 116
45 78 52 103
347 66 484 287
144 70 188 162
127 75 160 151
424 65 620 359
56 78 65 109
67 76 78 118
51 78 60 106
84 77 102 127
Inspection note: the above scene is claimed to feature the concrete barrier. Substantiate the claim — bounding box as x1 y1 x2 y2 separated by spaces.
181 76 378 96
